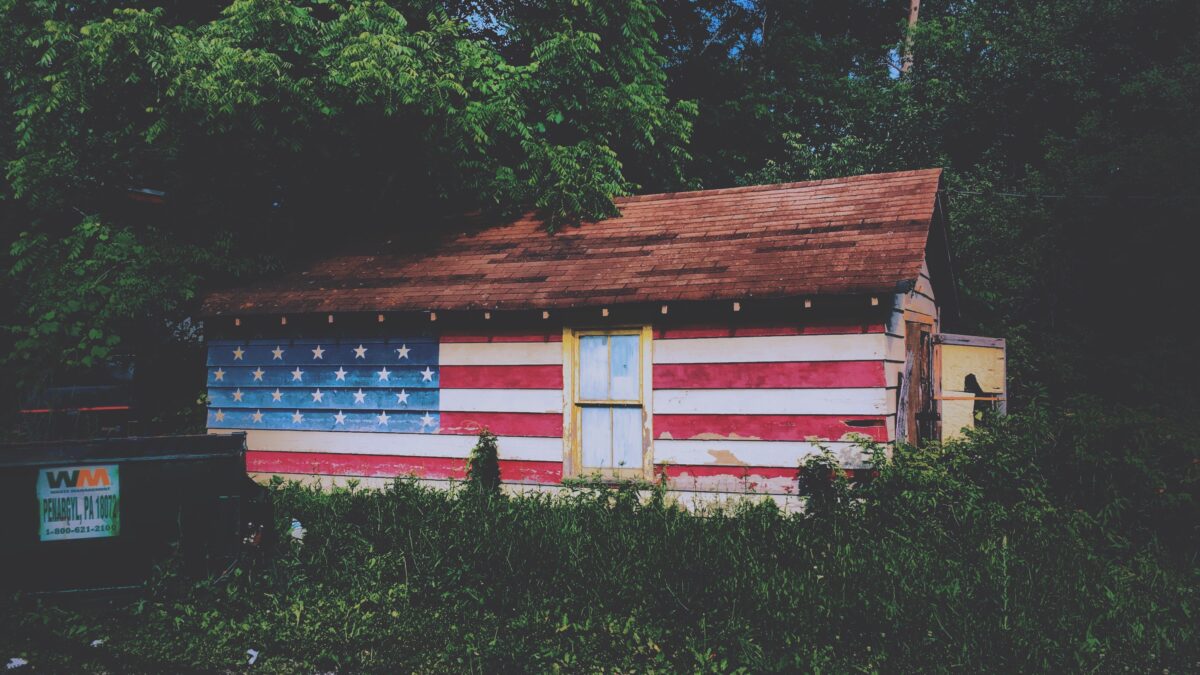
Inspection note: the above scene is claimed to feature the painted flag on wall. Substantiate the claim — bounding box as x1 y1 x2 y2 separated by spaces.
206 338 442 433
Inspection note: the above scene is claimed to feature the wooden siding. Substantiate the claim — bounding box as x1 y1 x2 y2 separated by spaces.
647 320 893 494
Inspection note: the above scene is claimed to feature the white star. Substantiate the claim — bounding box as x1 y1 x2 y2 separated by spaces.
395 344 410 359
232 347 245 360
376 411 390 425
252 367 265 381
333 411 347 425
353 344 368 359
291 410 304 423
213 409 225 422
311 345 325 359
271 388 283 402
377 367 390 381
213 368 226 382
232 388 244 402
251 410 264 423
420 367 435 382
311 388 324 403
419 412 435 427
271 346 285 360
291 367 304 381
353 389 367 404
395 389 409 405
334 366 348 381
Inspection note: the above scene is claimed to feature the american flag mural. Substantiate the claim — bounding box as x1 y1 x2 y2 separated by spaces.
207 332 566 484
207 322 902 497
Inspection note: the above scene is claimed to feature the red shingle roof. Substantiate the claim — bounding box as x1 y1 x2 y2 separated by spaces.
200 168 943 316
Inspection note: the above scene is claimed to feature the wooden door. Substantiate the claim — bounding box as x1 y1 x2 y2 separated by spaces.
902 321 937 443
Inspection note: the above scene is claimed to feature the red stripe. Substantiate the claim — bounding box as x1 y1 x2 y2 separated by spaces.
247 451 563 483
438 412 563 437
654 361 884 389
654 414 889 442
440 365 562 389
658 464 796 478
440 331 563 343
19 405 131 414
657 464 798 494
654 323 883 339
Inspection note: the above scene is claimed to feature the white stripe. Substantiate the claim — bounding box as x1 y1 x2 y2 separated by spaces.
884 361 903 388
440 342 562 366
885 334 905 361
215 429 561 462
653 388 893 415
653 439 871 468
440 388 562 413
653 333 900 364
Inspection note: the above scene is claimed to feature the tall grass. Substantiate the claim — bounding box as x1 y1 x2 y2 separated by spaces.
2 412 1196 673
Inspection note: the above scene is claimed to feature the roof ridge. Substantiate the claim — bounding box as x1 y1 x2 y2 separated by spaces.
615 168 942 205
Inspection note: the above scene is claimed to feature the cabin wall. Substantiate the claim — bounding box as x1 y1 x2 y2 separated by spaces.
207 317 904 504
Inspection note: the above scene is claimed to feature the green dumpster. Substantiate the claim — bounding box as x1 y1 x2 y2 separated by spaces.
0 433 269 593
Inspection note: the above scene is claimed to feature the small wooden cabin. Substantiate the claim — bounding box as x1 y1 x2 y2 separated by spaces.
200 169 1005 506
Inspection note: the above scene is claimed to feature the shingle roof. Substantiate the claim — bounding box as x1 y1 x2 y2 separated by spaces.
200 168 943 316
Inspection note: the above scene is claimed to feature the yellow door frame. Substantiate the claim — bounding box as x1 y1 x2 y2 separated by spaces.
561 325 654 479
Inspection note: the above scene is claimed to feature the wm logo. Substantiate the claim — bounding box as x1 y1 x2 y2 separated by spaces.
45 468 111 489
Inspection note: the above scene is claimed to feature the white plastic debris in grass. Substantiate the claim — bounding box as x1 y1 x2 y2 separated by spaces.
246 648 260 665
5 657 28 670
289 518 306 544
90 639 104 648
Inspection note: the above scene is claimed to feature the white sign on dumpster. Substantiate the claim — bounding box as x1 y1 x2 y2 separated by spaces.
37 464 121 541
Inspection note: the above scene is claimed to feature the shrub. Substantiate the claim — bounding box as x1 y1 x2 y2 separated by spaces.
465 429 502 497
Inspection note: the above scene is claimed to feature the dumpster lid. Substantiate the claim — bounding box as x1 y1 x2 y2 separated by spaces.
0 433 246 469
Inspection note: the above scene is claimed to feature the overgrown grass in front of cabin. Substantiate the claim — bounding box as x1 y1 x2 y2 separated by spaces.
2 408 1197 673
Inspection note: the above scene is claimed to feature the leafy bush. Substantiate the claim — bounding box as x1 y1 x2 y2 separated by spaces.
465 429 502 498
2 412 1196 672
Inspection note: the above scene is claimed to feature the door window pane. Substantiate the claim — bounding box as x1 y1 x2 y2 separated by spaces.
609 335 639 400
581 407 613 468
611 407 642 469
579 335 609 400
